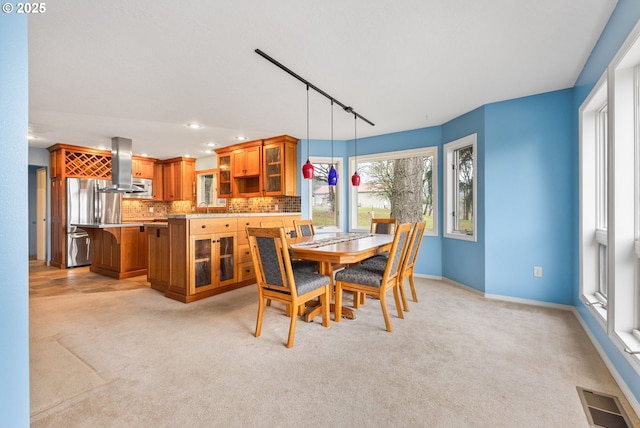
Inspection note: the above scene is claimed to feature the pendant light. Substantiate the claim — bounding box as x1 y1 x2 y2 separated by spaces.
302 85 315 179
351 113 361 186
328 99 337 186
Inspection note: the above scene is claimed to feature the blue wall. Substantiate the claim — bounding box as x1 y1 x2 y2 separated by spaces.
0 13 30 426
484 90 574 304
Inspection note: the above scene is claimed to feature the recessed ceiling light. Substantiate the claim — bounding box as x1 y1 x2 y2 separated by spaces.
140 153 149 157
27 135 38 140
186 123 202 129
207 142 217 147
205 149 212 154
98 146 107 150
235 136 247 141
183 154 191 158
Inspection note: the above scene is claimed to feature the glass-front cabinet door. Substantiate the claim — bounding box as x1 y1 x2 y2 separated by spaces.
190 232 236 294
263 143 283 195
218 154 232 197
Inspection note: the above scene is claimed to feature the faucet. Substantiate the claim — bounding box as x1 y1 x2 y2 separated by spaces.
198 202 209 214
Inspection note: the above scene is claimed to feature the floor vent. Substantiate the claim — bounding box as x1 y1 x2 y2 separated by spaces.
577 387 632 428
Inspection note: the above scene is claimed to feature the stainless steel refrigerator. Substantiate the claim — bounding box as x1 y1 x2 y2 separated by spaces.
66 178 122 267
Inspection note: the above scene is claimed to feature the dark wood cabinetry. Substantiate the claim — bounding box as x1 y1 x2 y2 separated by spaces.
147 224 170 291
81 226 147 279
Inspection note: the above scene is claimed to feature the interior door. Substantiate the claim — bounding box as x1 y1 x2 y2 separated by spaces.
36 167 47 260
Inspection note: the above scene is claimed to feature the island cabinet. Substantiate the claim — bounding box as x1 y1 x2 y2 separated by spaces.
162 214 300 303
147 224 170 292
81 225 148 279
162 157 196 202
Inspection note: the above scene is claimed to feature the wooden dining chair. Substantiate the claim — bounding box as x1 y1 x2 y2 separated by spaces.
246 227 330 348
334 223 412 332
294 219 315 237
370 218 397 234
360 221 426 311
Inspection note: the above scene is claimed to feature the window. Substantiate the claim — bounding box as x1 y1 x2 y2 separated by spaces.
580 22 640 368
308 157 342 232
444 134 477 241
347 147 437 235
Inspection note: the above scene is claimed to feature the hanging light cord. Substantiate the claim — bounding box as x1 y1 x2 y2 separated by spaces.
306 85 310 159
331 99 334 164
354 113 357 167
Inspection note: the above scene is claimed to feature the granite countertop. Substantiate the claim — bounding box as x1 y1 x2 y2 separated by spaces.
166 212 301 219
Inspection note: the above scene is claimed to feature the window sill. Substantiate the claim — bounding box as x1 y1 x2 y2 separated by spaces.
582 294 607 327
613 331 640 372
444 231 477 242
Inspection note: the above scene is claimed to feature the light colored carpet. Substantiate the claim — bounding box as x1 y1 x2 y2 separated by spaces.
30 277 640 427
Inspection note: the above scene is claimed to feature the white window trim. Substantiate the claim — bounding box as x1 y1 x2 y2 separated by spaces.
443 134 477 242
579 72 608 329
307 156 343 233
347 146 438 235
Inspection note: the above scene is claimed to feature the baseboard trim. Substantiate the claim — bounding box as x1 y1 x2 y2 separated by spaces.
572 308 640 419
413 273 442 281
484 293 573 312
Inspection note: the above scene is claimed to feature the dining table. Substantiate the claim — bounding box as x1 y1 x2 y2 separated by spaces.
289 232 394 322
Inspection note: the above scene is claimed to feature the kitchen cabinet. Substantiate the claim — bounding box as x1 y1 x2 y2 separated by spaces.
147 224 170 292
232 143 261 176
132 157 154 179
81 225 148 279
162 157 195 202
218 154 232 197
262 135 298 196
152 162 164 201
162 214 300 303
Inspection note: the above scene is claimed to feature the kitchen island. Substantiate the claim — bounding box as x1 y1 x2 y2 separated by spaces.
157 213 300 303
74 223 148 279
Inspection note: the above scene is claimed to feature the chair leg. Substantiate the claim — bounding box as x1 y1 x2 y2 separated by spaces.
286 305 297 348
266 299 272 306
393 284 404 320
398 276 410 312
298 304 305 316
353 291 361 308
379 291 393 332
335 282 343 322
409 273 418 302
320 287 330 328
255 298 265 338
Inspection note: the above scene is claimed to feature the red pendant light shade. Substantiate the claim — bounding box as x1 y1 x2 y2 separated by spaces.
351 171 360 186
303 160 314 179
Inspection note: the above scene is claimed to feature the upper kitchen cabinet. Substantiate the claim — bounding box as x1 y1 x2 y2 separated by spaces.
162 157 196 202
152 162 164 201
132 157 155 179
217 153 232 198
232 141 261 177
262 135 298 197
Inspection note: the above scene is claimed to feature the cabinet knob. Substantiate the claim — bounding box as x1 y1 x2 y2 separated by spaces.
201 225 206 228
225 224 230 227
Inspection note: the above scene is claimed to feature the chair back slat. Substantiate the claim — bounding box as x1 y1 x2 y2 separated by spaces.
370 218 397 234
403 221 426 271
248 227 297 297
381 223 412 283
294 219 315 237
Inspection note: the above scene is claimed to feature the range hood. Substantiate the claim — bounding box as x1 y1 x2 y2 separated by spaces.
98 137 145 193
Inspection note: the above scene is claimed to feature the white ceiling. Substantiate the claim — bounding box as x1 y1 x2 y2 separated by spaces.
27 0 617 160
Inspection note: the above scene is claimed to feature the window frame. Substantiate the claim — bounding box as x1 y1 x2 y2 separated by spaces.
307 156 343 233
443 134 477 242
347 146 438 235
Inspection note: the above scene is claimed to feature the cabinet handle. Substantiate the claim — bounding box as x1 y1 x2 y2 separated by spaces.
225 224 230 227
201 225 206 228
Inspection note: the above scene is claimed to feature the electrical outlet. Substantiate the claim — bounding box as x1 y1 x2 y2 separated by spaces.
534 266 542 277
149 207 153 213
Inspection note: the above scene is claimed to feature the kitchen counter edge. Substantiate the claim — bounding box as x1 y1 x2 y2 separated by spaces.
166 212 302 219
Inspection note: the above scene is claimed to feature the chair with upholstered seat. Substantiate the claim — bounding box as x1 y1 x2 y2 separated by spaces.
370 218 397 235
294 219 315 237
361 221 425 311
334 222 412 332
247 226 330 348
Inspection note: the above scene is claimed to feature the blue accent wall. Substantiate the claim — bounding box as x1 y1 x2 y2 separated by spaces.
441 108 486 292
0 13 30 426
484 90 574 304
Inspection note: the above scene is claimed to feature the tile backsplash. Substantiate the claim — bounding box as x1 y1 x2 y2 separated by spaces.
122 196 301 219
